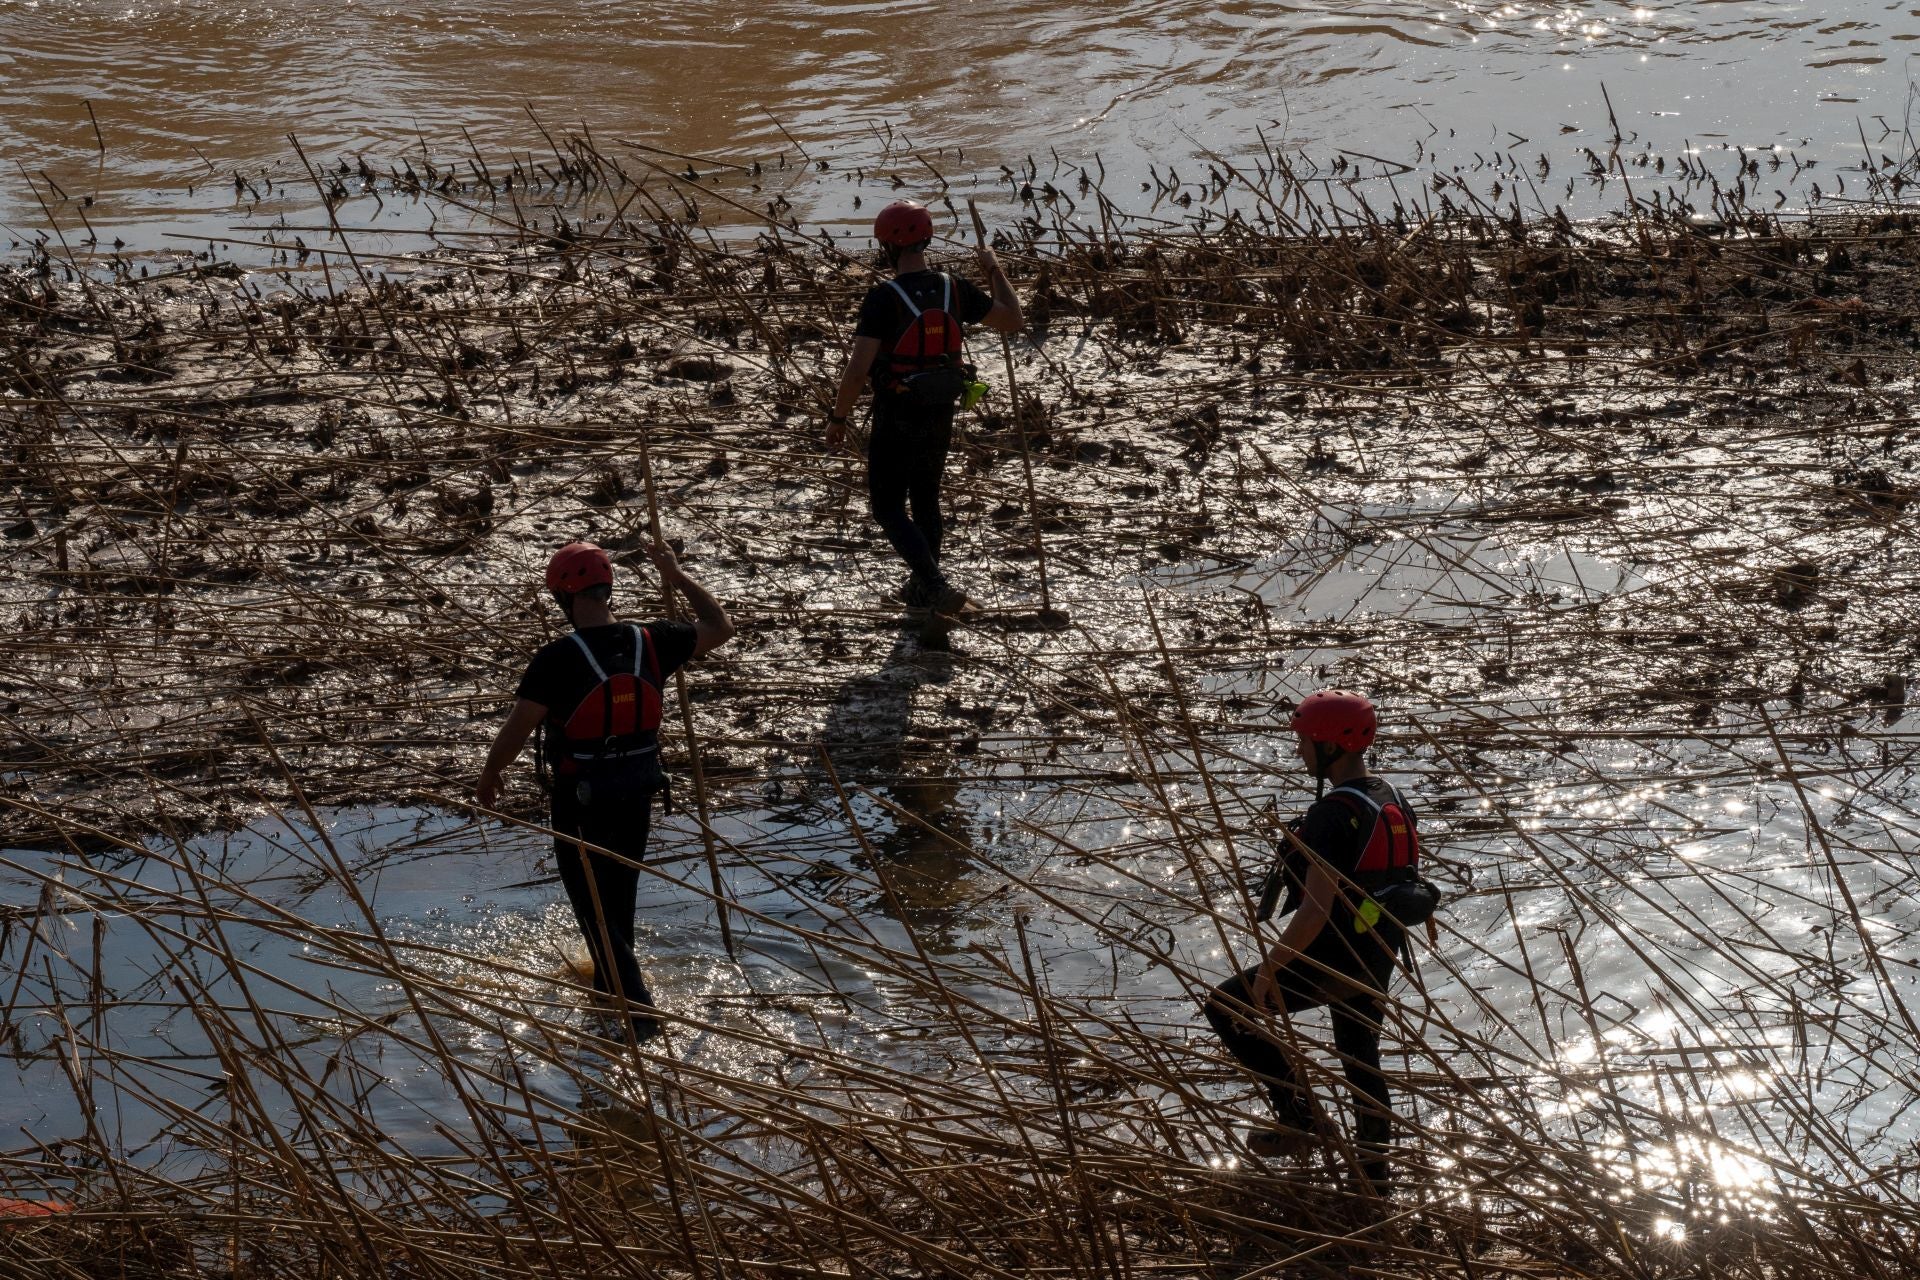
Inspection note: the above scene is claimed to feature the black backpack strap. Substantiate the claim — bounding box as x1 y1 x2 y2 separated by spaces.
1385 781 1417 869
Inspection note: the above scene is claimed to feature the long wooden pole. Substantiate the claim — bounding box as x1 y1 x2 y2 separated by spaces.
968 198 1060 623
634 419 736 956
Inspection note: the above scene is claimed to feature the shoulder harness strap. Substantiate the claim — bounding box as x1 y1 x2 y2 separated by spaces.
570 631 609 682
887 278 922 318
1326 783 1381 813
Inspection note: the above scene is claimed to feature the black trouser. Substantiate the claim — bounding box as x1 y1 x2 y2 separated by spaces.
867 402 954 589
551 790 655 1031
1204 923 1402 1188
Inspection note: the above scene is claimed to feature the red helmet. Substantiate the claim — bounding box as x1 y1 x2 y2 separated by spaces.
1290 689 1377 752
874 200 934 247
545 541 613 594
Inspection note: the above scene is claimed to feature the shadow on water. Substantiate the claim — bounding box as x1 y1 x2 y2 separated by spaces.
818 627 950 784
816 627 980 938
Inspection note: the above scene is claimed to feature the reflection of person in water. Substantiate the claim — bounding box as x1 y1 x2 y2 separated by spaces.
560 1084 662 1207
819 632 976 930
872 772 975 921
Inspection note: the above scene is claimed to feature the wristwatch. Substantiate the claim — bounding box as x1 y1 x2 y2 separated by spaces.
828 413 848 425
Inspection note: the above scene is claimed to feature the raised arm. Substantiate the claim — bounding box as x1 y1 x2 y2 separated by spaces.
975 245 1024 335
646 540 735 657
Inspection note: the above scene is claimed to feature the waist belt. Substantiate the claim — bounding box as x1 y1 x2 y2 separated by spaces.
567 741 659 762
1355 867 1420 892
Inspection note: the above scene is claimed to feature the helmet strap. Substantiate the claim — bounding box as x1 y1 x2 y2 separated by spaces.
1312 741 1342 788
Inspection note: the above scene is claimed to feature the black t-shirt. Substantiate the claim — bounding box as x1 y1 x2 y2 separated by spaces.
515 621 697 762
854 270 994 385
1275 776 1418 920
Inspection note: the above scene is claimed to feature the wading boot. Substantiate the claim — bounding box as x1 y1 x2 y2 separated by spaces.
896 575 934 609
928 581 971 616
1246 1096 1323 1160
1246 1123 1317 1160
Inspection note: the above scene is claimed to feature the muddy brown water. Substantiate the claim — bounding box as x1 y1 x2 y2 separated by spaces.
4 0 1919 251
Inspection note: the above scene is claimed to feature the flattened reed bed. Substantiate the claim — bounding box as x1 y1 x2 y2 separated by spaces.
3 146 1920 1277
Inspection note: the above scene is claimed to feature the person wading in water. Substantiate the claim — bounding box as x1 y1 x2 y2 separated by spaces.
476 540 734 1044
1203 689 1437 1193
826 199 1024 616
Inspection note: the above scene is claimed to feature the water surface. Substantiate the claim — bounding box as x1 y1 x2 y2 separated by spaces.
3 0 1916 248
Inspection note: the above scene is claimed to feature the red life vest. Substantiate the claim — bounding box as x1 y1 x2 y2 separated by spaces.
554 625 662 777
882 274 966 393
1326 782 1421 882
